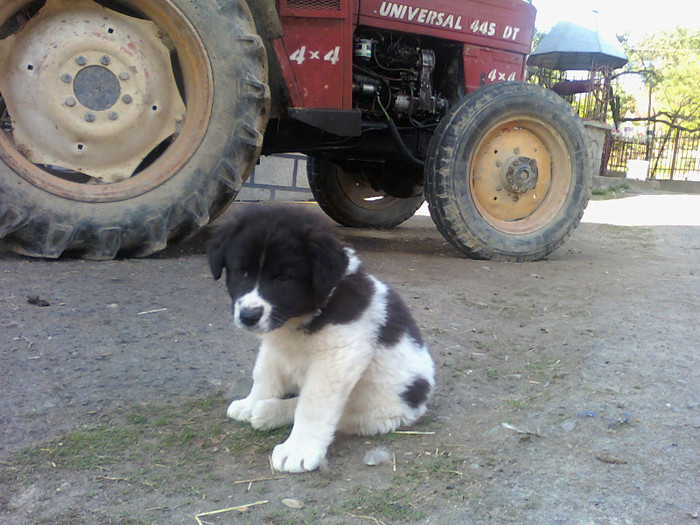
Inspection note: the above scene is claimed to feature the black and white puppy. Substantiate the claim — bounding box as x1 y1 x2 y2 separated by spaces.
207 205 434 473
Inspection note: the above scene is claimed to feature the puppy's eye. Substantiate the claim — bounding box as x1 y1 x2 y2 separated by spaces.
275 274 289 282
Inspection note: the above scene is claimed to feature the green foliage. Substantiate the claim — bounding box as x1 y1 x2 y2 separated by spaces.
621 27 700 128
615 89 639 120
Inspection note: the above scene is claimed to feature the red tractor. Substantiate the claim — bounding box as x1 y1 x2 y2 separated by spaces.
0 0 590 261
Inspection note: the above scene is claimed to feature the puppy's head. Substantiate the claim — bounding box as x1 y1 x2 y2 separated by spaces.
207 205 349 333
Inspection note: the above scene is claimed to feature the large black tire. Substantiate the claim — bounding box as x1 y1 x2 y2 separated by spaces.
307 157 424 229
0 0 269 259
425 82 591 261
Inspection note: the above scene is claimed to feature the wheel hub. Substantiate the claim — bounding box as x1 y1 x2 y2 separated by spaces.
0 0 186 183
502 156 538 194
73 65 122 112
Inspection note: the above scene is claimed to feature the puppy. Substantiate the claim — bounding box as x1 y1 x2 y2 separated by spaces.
207 204 434 473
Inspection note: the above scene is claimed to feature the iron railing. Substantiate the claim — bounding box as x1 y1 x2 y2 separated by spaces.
607 127 700 180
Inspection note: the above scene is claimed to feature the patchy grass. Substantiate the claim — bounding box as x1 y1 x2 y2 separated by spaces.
6 392 288 492
338 449 475 522
262 508 325 525
14 424 141 470
17 509 154 525
591 182 631 197
526 358 564 384
406 451 467 482
4 393 479 524
340 485 425 522
503 398 527 411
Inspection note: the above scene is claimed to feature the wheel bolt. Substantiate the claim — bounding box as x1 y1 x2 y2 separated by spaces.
108 111 119 121
60 73 72 83
100 55 111 66
75 56 87 66
122 94 133 104
85 112 95 122
118 71 130 81
64 97 76 107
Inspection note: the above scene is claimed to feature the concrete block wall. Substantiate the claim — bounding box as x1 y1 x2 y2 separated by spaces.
237 153 313 202
240 153 700 202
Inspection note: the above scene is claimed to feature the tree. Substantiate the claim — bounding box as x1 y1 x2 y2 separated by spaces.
621 28 700 129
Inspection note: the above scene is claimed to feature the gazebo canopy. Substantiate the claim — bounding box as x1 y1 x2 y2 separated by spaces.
527 21 628 70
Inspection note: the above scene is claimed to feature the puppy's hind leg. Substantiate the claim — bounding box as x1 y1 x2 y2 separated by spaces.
339 365 433 436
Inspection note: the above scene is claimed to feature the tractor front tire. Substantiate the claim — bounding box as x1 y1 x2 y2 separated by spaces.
425 82 591 261
0 0 269 259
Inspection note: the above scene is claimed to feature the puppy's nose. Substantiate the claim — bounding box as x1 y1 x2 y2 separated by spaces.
239 306 264 327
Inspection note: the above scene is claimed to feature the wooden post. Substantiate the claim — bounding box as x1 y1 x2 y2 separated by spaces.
669 126 681 181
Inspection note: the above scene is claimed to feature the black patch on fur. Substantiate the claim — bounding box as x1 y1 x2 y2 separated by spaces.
377 288 424 347
401 377 431 408
304 271 374 334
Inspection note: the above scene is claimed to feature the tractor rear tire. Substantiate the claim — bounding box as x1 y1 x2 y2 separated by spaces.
0 0 269 259
425 82 591 261
307 157 424 229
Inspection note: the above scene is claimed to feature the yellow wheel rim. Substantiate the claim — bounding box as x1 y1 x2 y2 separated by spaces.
0 0 212 202
470 117 573 234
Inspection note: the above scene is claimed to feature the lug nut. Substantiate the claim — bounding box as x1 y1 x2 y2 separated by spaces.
118 71 130 81
100 55 111 66
122 94 133 104
64 97 76 107
85 112 95 122
75 56 87 66
60 73 72 83
108 111 119 121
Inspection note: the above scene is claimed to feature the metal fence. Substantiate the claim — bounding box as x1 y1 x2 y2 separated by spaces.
607 127 700 181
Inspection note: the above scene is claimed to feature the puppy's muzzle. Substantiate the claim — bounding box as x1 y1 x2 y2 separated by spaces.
239 306 264 327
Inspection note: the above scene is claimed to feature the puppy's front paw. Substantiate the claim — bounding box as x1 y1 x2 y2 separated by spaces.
250 398 296 430
271 440 326 473
226 398 254 421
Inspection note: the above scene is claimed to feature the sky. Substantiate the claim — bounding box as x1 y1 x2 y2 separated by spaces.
530 0 698 42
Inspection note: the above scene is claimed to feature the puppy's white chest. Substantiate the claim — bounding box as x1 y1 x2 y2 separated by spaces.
262 327 316 377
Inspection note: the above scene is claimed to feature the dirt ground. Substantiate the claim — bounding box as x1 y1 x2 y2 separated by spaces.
1 194 698 525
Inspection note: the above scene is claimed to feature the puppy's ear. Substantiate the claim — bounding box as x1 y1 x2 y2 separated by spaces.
207 221 242 280
308 229 348 301
206 230 228 280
